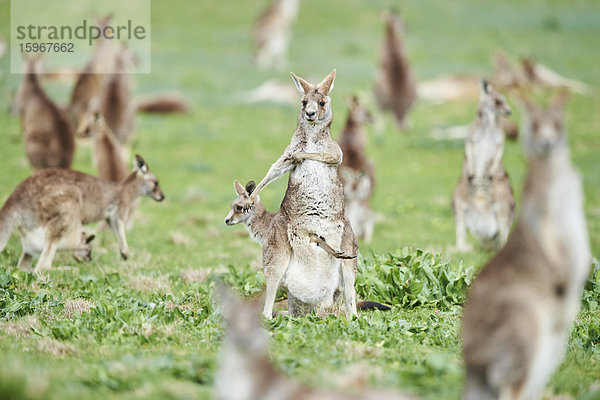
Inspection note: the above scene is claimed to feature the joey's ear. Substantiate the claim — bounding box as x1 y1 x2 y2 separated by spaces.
134 154 149 174
245 180 256 195
290 72 313 95
551 88 569 110
317 69 336 95
234 180 245 196
86 234 96 244
480 79 491 94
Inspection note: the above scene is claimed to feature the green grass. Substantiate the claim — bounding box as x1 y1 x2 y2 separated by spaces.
0 0 599 398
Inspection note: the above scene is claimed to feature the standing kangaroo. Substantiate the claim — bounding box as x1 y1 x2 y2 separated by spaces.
215 286 416 400
453 80 515 251
374 10 416 131
17 56 74 170
0 155 164 274
337 96 375 243
77 111 129 183
253 0 299 70
247 70 358 319
101 44 137 145
461 90 590 400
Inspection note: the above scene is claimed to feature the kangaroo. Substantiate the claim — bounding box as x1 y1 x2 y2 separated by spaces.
452 80 515 251
374 9 416 131
65 15 117 130
337 96 375 243
77 111 129 183
461 90 590 400
100 44 137 145
17 56 75 170
136 92 189 114
0 155 164 274
215 285 416 400
253 0 299 70
245 70 358 319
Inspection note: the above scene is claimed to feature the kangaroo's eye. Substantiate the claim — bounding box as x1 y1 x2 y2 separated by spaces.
302 100 308 106
487 175 493 181
467 175 474 182
494 99 502 106
153 182 158 189
235 205 243 212
319 101 325 107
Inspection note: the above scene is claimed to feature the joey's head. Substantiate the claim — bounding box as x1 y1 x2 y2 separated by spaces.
520 90 569 160
291 69 336 127
73 234 95 263
479 79 512 118
225 180 257 226
216 284 269 357
133 154 165 202
76 111 104 139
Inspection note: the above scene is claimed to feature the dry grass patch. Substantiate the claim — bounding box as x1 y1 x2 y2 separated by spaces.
0 315 40 337
169 231 195 246
37 339 75 357
63 298 95 319
128 274 172 294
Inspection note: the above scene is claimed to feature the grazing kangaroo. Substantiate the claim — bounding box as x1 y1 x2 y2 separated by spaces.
17 56 74 170
100 44 137 144
246 70 358 319
253 0 299 70
0 155 164 273
374 10 416 131
77 111 129 183
215 286 415 400
337 96 375 243
462 90 590 400
453 80 515 251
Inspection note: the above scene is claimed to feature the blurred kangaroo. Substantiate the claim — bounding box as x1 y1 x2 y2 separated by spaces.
247 70 359 319
17 56 75 170
66 15 117 129
462 90 590 400
453 80 515 251
0 155 164 273
100 43 137 144
253 0 299 70
374 9 416 131
337 96 375 243
77 111 129 182
215 286 415 400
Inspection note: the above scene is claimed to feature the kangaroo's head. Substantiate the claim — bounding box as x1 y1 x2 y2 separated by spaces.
348 95 374 126
133 154 165 201
291 69 336 127
76 111 104 139
384 8 406 37
479 79 512 118
225 180 257 226
217 284 268 358
72 233 96 263
520 90 569 159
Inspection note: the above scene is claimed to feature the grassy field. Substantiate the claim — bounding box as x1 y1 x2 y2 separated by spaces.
0 0 599 399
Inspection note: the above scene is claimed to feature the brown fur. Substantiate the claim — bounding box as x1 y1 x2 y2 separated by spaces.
17 57 74 170
0 155 164 273
462 90 590 400
136 93 189 114
77 112 128 182
374 10 416 130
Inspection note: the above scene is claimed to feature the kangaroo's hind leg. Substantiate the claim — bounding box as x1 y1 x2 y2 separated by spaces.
340 218 358 318
17 252 34 272
262 218 292 319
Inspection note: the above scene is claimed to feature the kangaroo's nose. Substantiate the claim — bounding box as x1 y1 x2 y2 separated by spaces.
306 110 316 117
225 218 230 225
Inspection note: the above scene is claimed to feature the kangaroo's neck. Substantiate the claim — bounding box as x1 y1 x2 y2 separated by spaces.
295 119 332 144
114 173 142 208
339 122 367 171
475 108 499 133
245 201 275 246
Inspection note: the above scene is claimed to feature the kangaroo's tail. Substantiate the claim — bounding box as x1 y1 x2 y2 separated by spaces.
136 94 189 114
309 233 357 260
0 200 16 253
356 301 391 311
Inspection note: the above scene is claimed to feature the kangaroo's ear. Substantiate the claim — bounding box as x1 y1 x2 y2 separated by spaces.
86 234 96 244
290 72 313 95
480 79 491 94
517 93 537 114
234 180 245 196
134 154 149 174
245 180 256 195
317 69 336 95
551 88 569 110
